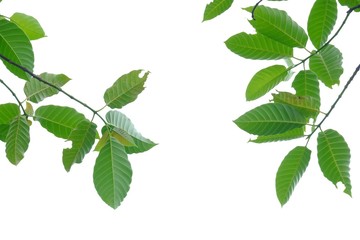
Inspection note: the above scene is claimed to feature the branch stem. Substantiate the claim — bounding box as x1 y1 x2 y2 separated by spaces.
0 78 27 117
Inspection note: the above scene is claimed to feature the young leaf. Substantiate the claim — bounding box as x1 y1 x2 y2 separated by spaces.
111 128 137 147
250 127 305 143
234 103 307 136
104 70 149 109
276 146 311 206
317 129 352 196
203 0 234 21
5 116 30 165
245 6 308 48
309 44 343 88
308 0 337 49
0 19 34 80
62 120 97 172
106 110 156 154
0 103 20 124
93 137 132 209
10 12 46 40
94 130 110 152
225 33 293 60
292 70 320 109
24 73 71 103
272 92 320 118
25 102 34 117
246 65 289 101
35 105 87 139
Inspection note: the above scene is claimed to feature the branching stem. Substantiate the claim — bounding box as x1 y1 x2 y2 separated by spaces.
0 78 27 117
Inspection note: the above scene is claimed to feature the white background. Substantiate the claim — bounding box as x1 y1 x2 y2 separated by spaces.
0 0 360 239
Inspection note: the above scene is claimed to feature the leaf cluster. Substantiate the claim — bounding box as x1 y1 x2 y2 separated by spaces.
0 10 155 209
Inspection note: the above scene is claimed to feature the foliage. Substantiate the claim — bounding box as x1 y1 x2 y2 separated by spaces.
203 0 360 205
0 8 155 209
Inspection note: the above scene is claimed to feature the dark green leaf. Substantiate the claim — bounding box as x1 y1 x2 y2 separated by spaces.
24 73 71 103
5 116 30 165
309 44 343 88
35 105 86 139
276 146 311 206
93 137 132 209
292 70 320 109
225 33 293 60
234 103 307 136
10 12 46 40
62 120 97 171
250 127 305 143
246 65 289 101
0 103 20 124
317 129 351 196
308 0 337 49
106 110 156 154
203 0 234 21
245 6 308 48
0 19 34 80
104 70 149 109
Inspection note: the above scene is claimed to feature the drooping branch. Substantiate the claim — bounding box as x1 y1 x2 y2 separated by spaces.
0 78 27 117
307 64 360 139
0 53 108 125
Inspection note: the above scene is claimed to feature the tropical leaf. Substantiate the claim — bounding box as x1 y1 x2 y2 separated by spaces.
317 129 352 196
5 116 30 165
24 73 71 103
0 103 20 124
62 120 97 171
308 0 337 49
292 70 320 109
93 137 132 209
203 0 234 21
309 44 343 88
104 70 149 109
246 65 289 101
250 127 305 143
234 103 307 136
106 111 156 154
276 146 311 206
245 6 308 48
272 91 320 118
35 105 87 139
225 33 293 60
10 12 46 40
338 0 360 11
0 18 34 80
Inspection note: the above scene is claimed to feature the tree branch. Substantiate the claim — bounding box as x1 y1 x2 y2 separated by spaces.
0 78 27 117
307 64 360 139
0 53 108 125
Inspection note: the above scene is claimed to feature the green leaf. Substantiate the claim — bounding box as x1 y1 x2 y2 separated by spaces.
94 130 110 152
5 116 30 165
276 146 311 206
292 70 320 109
106 111 156 154
62 120 97 172
338 0 360 12
309 44 343 88
203 0 234 21
0 19 34 80
104 70 149 109
10 12 46 40
0 103 20 124
317 129 352 196
111 128 137 147
24 73 71 103
308 0 337 49
234 103 307 136
246 65 289 101
245 6 308 48
35 105 86 139
250 127 305 143
25 102 34 116
0 124 10 142
93 137 132 209
225 33 293 60
272 92 320 118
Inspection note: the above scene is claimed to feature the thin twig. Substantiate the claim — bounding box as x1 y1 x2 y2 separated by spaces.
0 78 27 117
307 64 360 139
0 53 108 125
252 0 263 20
